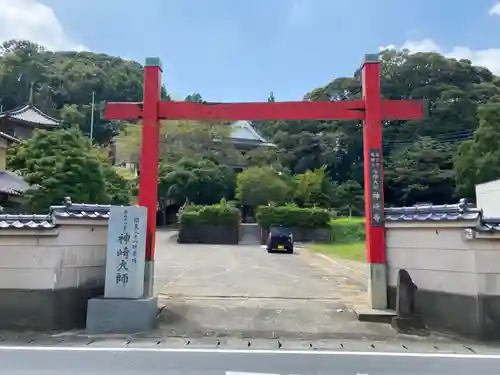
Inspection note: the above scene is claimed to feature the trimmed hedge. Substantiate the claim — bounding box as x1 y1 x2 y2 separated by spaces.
256 204 330 229
179 201 240 226
178 201 241 244
328 217 365 243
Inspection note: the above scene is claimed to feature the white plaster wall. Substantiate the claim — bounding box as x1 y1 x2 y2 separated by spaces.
386 223 500 296
0 220 108 290
476 179 500 218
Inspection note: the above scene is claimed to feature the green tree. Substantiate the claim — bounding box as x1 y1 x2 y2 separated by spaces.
158 157 234 207
385 137 456 205
294 166 331 207
7 127 110 212
454 103 500 198
330 180 364 216
245 147 281 168
118 120 241 166
100 164 133 205
0 39 146 144
256 49 500 206
185 93 203 102
236 166 291 208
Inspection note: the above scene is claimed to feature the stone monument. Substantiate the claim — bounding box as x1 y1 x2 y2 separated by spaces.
86 205 158 333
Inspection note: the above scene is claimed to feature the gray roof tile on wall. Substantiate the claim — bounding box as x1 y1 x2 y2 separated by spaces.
384 198 500 233
0 198 112 230
50 202 111 220
384 199 481 222
0 214 56 229
475 218 500 232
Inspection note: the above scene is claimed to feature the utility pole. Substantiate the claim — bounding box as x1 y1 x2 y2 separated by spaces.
28 81 34 104
90 91 95 141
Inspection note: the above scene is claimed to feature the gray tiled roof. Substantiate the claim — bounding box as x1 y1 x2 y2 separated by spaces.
0 214 55 229
0 131 20 143
0 199 112 230
0 104 60 127
0 171 31 195
384 199 481 222
50 202 111 220
476 223 500 232
475 218 500 232
230 121 275 147
384 198 500 233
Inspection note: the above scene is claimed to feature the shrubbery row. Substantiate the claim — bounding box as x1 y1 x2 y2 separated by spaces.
178 201 366 243
178 200 240 226
255 204 331 229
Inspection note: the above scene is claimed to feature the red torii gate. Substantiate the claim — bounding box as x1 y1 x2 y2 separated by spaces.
105 54 425 308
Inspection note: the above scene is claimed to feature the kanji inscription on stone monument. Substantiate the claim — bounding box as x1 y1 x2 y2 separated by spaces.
104 205 147 299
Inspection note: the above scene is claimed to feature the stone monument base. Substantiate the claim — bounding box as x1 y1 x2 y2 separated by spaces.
86 296 158 334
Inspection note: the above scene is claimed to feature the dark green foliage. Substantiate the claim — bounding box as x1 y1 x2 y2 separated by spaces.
328 218 366 243
158 157 235 207
7 128 109 212
178 200 240 226
0 39 151 145
256 204 330 229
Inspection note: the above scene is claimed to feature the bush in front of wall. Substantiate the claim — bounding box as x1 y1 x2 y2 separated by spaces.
178 200 241 244
255 204 331 243
255 203 330 229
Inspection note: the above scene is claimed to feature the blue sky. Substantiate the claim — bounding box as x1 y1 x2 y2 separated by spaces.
5 0 500 102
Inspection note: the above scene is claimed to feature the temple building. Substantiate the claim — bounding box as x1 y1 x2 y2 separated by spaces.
226 120 275 172
0 104 61 212
229 120 275 151
0 103 61 141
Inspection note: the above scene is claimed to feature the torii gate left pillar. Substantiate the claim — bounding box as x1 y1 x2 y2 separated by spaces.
106 55 425 310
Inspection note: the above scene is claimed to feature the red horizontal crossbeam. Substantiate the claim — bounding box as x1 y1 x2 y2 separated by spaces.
381 100 426 120
104 99 425 122
158 101 367 121
105 102 142 120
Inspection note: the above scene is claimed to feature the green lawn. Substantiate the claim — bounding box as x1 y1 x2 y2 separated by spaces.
309 241 365 262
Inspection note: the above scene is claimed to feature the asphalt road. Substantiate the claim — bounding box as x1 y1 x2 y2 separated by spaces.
1 346 500 375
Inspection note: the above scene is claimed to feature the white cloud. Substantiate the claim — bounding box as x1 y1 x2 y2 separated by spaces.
380 39 500 75
0 0 86 51
489 2 500 16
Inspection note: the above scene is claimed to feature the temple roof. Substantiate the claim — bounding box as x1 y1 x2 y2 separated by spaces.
0 171 31 196
0 104 61 127
229 121 275 147
0 131 20 144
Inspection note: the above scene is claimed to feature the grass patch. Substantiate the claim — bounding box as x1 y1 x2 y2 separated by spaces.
329 217 365 243
310 241 365 262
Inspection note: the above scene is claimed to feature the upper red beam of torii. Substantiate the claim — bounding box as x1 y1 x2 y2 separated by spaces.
104 55 426 308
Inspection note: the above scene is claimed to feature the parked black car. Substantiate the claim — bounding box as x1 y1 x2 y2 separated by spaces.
266 225 294 254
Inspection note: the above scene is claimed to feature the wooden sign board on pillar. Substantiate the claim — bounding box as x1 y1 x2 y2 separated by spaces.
104 206 147 299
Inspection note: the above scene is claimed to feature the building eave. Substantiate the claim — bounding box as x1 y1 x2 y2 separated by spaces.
0 131 20 143
0 104 61 127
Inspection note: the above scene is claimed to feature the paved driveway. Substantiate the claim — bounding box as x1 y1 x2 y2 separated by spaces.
155 236 366 301
152 231 398 340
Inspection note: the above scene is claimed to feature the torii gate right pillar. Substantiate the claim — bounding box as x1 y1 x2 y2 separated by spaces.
362 54 387 309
